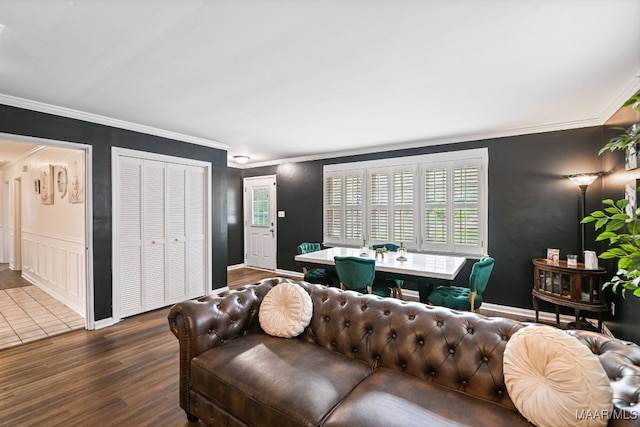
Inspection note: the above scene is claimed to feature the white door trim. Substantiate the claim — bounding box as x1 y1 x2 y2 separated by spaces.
243 175 277 270
0 132 93 329
111 147 212 323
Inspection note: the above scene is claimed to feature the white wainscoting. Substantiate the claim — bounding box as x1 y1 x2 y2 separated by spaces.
21 230 86 317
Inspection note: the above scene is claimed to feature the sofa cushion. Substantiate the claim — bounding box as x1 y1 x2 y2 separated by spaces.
503 325 613 427
322 368 531 427
191 333 373 426
259 282 313 338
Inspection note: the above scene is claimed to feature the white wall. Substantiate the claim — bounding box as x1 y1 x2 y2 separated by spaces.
2 146 86 316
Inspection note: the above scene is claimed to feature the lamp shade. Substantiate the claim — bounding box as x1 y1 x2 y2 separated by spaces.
568 174 598 187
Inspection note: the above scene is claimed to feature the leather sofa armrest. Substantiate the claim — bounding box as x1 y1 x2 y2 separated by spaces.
167 277 285 412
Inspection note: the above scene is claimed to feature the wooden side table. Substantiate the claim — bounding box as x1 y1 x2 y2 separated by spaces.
532 258 608 332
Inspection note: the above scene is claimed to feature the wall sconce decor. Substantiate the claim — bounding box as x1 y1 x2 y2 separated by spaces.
54 165 68 199
68 152 85 204
41 165 54 205
568 173 601 258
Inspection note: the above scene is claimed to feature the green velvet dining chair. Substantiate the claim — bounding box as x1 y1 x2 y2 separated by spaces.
334 256 391 297
427 257 495 312
372 243 404 299
297 243 334 286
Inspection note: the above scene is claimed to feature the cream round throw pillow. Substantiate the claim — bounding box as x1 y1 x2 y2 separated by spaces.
503 325 613 427
259 283 313 338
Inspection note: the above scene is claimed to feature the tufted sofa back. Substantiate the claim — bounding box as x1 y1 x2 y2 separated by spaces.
297 280 523 410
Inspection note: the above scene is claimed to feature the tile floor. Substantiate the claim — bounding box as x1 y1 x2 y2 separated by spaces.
0 286 85 350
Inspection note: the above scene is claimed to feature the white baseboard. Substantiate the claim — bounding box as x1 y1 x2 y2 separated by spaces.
276 268 303 278
93 317 114 330
227 263 245 270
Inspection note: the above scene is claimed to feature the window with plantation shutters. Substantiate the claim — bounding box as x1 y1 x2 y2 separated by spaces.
344 173 362 240
369 172 389 241
424 166 447 246
393 170 414 244
325 175 342 241
453 164 479 246
323 148 487 256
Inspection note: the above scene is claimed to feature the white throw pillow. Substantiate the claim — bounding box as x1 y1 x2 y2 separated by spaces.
259 283 313 338
503 325 613 427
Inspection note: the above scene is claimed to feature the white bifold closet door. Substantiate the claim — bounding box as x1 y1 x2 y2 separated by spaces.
116 153 208 319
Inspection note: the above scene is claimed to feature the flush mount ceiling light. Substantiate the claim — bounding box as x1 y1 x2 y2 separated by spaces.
233 155 250 164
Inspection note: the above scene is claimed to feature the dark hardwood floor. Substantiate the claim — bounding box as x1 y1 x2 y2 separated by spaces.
0 268 295 427
0 264 30 290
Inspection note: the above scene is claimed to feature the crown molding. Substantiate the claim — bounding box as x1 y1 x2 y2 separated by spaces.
0 94 229 152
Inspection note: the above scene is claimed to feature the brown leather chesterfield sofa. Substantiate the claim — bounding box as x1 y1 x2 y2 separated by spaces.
168 277 640 426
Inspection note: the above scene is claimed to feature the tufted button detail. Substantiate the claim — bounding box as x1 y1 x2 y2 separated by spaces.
497 390 503 396
368 329 373 335
345 321 350 327
430 370 436 376
449 348 455 354
401 363 406 369
419 340 424 346
502 335 507 340
437 321 442 327
375 355 380 360
325 316 330 322
361 304 368 311
409 314 415 320
208 328 213 334
467 327 473 334
352 348 358 353
483 356 489 363
391 332 397 339
384 310 390 315
461 380 467 386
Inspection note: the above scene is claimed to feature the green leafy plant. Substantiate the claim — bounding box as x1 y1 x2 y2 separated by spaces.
582 198 640 296
583 92 640 297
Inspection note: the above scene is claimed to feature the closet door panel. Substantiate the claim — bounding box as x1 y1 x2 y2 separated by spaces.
143 160 166 310
118 157 143 317
186 166 206 298
166 164 187 303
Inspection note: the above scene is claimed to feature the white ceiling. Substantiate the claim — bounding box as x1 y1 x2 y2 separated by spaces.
0 0 639 167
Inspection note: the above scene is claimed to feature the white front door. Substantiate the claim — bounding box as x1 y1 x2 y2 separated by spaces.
244 176 277 270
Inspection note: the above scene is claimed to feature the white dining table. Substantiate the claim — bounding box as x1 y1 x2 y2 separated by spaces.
294 246 467 280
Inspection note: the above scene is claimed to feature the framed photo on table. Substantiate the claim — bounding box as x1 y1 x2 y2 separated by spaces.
546 248 560 265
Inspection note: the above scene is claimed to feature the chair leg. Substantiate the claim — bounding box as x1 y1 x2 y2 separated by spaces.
469 290 477 312
367 286 372 294
340 283 345 291
395 287 403 300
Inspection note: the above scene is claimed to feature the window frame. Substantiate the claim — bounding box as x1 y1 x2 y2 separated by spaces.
323 148 488 256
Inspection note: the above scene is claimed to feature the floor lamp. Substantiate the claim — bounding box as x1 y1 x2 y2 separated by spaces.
568 173 599 259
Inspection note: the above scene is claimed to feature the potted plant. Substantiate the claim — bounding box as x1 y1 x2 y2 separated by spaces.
582 93 640 297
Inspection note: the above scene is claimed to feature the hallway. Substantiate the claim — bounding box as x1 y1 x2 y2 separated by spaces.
0 265 84 350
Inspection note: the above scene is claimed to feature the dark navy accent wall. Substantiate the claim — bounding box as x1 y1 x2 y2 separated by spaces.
230 126 640 342
0 105 228 321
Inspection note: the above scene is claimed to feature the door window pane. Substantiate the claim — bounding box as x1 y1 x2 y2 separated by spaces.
252 188 269 226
